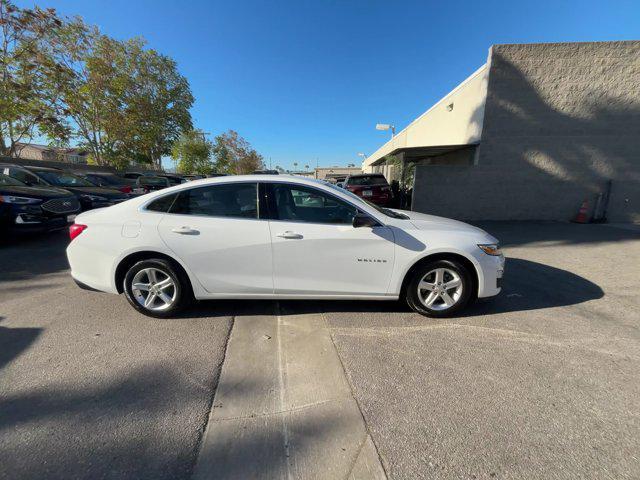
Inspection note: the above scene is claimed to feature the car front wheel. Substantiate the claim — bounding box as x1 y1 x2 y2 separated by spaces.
405 259 473 317
123 259 190 318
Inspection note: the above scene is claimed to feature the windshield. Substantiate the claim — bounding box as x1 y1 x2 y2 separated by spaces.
139 176 168 186
35 170 94 187
323 181 408 219
90 173 127 185
0 174 25 186
347 175 388 186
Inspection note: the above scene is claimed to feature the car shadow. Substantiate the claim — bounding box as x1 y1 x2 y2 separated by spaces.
178 257 603 319
0 317 43 370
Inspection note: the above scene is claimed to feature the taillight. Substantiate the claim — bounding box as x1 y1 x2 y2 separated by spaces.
120 185 132 193
69 223 87 241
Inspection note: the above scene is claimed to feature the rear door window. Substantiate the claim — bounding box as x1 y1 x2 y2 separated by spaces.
146 193 179 212
170 183 258 219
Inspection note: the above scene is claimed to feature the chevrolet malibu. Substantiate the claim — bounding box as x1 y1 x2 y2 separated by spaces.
66 175 504 318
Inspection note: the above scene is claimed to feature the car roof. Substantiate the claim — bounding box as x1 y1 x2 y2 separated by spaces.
21 165 61 172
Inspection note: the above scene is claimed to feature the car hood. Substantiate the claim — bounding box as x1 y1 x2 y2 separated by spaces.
390 209 496 239
0 185 74 199
61 186 127 198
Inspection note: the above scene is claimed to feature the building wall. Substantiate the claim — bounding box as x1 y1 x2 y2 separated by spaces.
413 41 640 222
363 64 489 171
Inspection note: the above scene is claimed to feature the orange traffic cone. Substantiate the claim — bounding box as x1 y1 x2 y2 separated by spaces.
572 200 589 224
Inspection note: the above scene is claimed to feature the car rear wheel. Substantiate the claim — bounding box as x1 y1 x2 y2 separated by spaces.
123 259 191 318
405 259 473 317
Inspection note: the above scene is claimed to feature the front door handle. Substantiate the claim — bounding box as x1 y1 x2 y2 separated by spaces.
171 226 198 235
276 231 303 239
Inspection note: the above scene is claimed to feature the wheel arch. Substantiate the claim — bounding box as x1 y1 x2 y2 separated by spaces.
114 250 195 295
399 251 480 300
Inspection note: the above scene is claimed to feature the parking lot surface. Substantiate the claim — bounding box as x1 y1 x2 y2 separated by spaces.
1 222 639 479
312 222 640 479
0 232 233 480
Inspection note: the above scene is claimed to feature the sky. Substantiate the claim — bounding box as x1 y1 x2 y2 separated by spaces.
15 0 640 170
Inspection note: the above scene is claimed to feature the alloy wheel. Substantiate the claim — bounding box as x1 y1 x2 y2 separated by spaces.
131 268 177 311
417 267 463 311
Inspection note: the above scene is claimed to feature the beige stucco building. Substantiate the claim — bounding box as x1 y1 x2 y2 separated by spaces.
364 41 640 222
313 167 362 182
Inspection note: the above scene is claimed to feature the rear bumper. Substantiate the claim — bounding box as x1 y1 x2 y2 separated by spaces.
73 277 104 292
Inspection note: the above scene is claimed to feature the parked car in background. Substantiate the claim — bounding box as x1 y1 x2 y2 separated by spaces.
137 176 170 192
1 164 129 211
157 174 186 186
66 175 504 319
182 174 205 181
343 173 393 206
253 170 279 175
333 176 347 187
0 173 80 233
123 172 146 180
74 171 145 195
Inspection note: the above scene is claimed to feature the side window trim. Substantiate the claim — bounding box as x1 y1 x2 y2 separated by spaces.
265 181 362 225
160 182 260 220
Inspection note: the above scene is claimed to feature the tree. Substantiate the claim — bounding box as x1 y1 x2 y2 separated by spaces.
171 130 213 175
304 164 310 171
0 1 76 156
347 163 355 167
58 33 193 168
293 162 298 171
275 165 285 174
116 39 193 168
212 130 264 175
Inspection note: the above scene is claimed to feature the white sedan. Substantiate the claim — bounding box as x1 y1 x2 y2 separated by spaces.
66 175 504 318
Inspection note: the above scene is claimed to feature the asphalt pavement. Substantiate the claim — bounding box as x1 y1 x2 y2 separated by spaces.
318 222 640 479
0 231 233 480
1 222 639 480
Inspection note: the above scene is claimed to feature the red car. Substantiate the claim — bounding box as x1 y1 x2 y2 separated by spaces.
343 173 394 206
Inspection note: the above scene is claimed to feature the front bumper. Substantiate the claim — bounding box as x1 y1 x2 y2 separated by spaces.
8 205 80 233
476 253 505 298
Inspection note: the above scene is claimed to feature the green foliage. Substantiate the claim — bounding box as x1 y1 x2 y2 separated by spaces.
1 1 193 168
212 130 264 175
0 1 75 155
59 32 193 167
171 130 213 175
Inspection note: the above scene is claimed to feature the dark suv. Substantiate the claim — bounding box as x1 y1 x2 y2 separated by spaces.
0 173 80 233
343 173 394 207
1 164 129 211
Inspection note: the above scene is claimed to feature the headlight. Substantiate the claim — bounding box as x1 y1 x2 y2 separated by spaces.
0 195 42 204
478 244 502 256
80 194 108 202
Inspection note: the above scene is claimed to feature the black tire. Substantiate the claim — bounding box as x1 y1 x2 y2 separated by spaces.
405 259 473 318
123 258 192 318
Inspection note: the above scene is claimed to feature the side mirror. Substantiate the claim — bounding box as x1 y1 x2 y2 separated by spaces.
353 211 378 228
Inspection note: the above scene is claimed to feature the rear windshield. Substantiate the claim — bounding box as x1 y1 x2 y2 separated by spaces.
139 176 169 186
35 170 94 187
90 174 128 185
347 175 388 186
0 173 24 186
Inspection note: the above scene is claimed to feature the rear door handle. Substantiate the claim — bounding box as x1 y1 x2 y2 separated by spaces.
276 231 303 239
171 226 198 234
